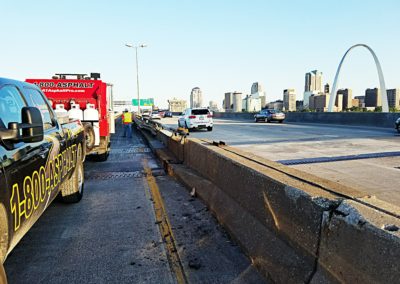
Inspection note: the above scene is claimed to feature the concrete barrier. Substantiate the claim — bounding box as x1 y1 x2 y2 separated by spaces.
213 111 400 128
137 119 400 283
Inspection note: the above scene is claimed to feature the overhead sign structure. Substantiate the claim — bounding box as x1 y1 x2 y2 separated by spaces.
132 98 154 106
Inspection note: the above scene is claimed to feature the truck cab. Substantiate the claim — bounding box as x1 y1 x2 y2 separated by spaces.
0 78 86 278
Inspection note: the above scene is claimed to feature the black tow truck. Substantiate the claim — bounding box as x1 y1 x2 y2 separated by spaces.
0 78 86 281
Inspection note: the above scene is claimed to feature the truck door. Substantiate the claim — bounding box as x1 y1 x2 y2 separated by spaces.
0 151 10 262
0 84 48 248
23 87 64 200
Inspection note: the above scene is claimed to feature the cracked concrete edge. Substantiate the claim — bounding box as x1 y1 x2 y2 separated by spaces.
312 200 400 283
138 124 400 283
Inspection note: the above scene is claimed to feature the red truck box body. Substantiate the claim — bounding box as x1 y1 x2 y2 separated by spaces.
26 79 110 137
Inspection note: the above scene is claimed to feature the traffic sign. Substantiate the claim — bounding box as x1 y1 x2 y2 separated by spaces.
132 98 154 106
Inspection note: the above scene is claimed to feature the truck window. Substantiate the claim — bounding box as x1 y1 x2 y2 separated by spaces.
0 85 26 128
24 88 54 130
191 109 209 115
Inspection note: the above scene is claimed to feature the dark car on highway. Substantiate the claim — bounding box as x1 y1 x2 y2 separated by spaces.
254 109 285 123
0 77 86 280
164 111 173 118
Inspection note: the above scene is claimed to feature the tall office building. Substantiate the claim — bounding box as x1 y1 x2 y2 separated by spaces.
365 88 381 107
251 82 266 108
304 70 323 92
314 94 330 112
190 87 203 108
251 82 264 94
337 89 353 110
387 88 400 109
324 83 330 94
224 92 233 111
335 94 343 112
283 89 296 111
232 92 242 112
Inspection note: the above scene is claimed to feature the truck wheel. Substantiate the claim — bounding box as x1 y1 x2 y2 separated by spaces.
60 152 84 203
0 262 6 284
397 126 400 133
83 123 95 152
207 126 213 131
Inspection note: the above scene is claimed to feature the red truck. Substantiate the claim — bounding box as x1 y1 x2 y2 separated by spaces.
26 73 115 161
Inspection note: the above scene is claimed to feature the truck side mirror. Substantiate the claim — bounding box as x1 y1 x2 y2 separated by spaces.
0 107 44 143
20 107 44 142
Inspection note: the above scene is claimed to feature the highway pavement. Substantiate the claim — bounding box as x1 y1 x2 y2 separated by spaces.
4 123 263 283
161 117 400 206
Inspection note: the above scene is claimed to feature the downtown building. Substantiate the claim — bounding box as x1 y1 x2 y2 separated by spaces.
354 96 365 108
387 88 400 109
242 82 266 112
303 70 323 108
283 89 296 111
224 92 233 111
190 87 203 108
224 92 242 112
209 101 219 112
267 100 284 111
365 88 381 108
336 88 353 110
232 92 242 112
168 98 187 113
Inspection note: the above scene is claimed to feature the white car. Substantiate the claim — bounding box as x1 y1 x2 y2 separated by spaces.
178 108 213 131
150 111 161 119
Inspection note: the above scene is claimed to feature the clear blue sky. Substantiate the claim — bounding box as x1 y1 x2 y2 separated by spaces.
1 0 399 108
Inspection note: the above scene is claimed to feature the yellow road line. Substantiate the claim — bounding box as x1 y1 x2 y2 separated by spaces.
143 162 187 284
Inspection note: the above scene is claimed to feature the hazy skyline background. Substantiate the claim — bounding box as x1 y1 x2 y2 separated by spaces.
1 0 399 108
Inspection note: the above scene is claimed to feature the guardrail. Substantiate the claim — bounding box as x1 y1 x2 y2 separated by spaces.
134 116 400 283
213 111 400 128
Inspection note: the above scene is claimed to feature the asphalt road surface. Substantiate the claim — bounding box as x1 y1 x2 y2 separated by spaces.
162 117 400 206
4 123 264 283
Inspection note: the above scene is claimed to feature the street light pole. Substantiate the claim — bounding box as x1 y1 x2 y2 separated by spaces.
125 43 147 114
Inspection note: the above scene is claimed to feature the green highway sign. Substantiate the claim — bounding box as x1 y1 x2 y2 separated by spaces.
132 98 154 106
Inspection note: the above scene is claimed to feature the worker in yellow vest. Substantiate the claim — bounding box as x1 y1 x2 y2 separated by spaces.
122 109 132 138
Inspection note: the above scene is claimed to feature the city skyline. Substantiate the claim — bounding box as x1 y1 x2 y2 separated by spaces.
1 1 399 109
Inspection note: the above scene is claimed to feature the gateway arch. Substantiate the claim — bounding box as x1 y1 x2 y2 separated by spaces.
328 44 389 112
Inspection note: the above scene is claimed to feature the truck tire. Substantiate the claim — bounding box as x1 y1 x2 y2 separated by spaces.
83 123 95 153
60 148 84 203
